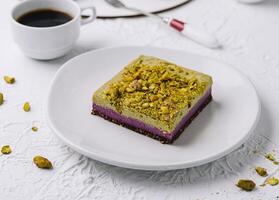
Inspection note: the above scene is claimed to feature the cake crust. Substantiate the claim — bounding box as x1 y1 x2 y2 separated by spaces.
92 94 212 144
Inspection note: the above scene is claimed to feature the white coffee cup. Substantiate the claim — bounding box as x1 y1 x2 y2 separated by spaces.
11 0 96 60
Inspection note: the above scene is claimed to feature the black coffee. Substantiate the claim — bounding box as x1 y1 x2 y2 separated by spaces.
17 9 73 28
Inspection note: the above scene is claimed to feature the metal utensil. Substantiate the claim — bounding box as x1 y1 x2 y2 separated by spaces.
105 0 221 49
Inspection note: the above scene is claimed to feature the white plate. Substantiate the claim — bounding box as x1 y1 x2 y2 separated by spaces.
47 46 261 170
92 0 191 18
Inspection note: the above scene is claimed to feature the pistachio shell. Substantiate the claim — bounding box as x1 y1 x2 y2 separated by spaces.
266 177 279 186
1 145 12 154
23 102 31 112
4 76 15 84
265 153 275 161
255 167 267 177
33 156 53 169
32 126 38 132
0 92 4 105
236 179 256 191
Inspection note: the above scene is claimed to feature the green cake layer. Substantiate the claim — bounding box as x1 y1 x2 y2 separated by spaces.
93 55 212 133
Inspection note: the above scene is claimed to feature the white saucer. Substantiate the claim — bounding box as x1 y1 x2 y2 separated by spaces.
47 46 261 170
92 0 192 18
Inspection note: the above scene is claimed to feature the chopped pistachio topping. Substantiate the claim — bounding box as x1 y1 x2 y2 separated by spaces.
1 145 12 154
273 161 279 165
255 167 267 177
0 92 4 105
266 177 279 186
236 179 256 191
33 156 53 169
23 102 31 112
32 126 38 132
265 153 276 161
102 56 211 125
4 76 15 84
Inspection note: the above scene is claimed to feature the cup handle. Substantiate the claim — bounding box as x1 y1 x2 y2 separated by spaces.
77 0 97 25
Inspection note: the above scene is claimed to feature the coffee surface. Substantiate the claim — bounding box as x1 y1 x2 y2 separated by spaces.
17 9 73 28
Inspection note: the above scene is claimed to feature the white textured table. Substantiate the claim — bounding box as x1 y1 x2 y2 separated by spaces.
1 0 279 199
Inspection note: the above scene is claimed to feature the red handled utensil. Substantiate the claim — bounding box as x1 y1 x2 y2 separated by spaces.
104 0 221 49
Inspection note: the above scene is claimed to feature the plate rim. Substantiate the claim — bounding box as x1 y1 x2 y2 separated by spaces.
93 0 192 18
46 45 261 171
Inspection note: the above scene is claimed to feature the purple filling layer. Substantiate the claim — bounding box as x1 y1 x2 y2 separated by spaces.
93 88 211 140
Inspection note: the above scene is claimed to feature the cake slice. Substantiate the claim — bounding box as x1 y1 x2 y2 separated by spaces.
92 55 213 144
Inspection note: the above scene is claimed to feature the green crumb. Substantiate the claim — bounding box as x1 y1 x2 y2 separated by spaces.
23 102 31 112
236 179 256 191
265 153 276 161
1 145 12 154
255 167 268 177
252 150 258 154
33 156 53 169
266 177 279 186
0 93 3 105
31 126 38 132
273 161 279 165
4 76 15 84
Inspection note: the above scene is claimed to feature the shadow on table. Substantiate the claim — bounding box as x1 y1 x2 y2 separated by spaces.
264 0 279 6
174 100 220 147
89 102 272 192
238 0 279 7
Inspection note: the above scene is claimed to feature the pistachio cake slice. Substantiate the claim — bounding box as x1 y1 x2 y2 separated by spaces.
92 55 213 144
